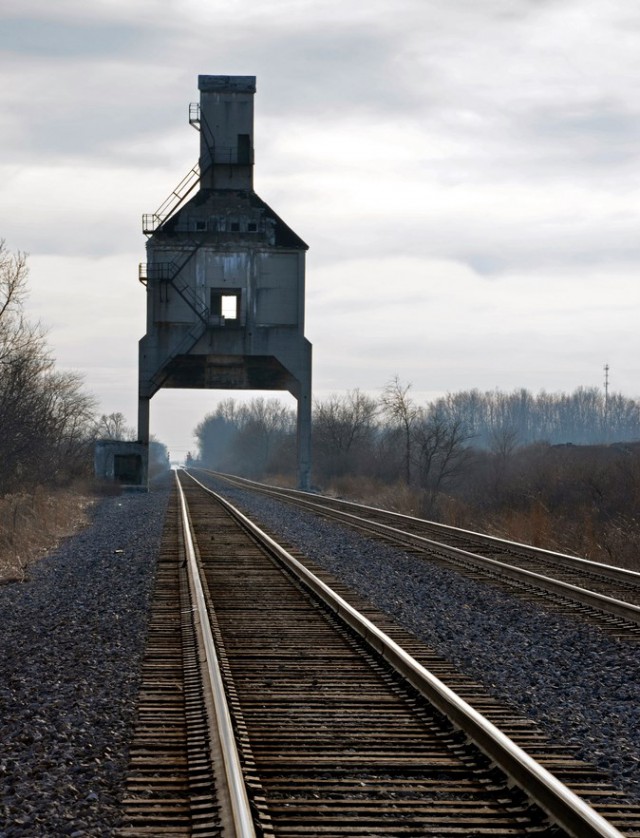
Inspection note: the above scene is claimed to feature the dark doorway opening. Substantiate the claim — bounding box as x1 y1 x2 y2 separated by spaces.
114 454 143 484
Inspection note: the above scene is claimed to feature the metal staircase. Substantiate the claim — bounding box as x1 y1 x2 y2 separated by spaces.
142 105 216 235
142 164 200 235
148 317 208 392
140 101 218 392
140 247 211 392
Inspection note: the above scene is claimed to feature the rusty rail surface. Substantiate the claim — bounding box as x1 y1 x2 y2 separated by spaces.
193 470 640 635
118 471 640 835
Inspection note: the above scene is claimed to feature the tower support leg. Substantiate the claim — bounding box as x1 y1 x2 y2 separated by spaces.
138 394 150 487
138 396 150 444
296 379 312 491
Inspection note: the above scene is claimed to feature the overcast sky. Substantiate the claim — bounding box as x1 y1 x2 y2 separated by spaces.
2 0 639 459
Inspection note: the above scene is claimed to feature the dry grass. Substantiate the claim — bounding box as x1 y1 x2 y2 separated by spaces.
483 501 557 550
319 479 640 573
439 503 640 572
321 475 425 516
263 473 297 489
0 485 94 584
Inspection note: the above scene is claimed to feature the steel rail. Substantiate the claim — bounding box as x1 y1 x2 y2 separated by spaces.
208 470 640 588
279 497 640 624
175 472 256 838
181 469 626 838
198 470 640 626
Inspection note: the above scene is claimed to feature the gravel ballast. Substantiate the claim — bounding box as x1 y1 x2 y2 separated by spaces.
2 473 639 836
0 481 169 837
196 475 640 807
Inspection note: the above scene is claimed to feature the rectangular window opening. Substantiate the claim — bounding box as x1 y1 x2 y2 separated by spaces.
221 294 238 319
211 289 241 323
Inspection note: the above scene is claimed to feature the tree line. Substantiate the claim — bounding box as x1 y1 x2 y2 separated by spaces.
435 386 640 449
0 242 97 495
0 242 167 496
193 381 640 566
193 376 640 492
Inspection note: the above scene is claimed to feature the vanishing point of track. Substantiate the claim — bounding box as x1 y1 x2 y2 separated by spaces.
117 471 640 836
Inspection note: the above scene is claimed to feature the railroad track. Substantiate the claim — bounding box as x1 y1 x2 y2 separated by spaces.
190 470 640 637
117 471 640 836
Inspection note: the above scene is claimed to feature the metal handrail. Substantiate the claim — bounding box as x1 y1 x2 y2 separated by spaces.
139 262 178 282
189 102 201 129
142 163 200 234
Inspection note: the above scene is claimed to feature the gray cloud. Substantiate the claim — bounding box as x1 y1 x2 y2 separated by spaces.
0 17 144 56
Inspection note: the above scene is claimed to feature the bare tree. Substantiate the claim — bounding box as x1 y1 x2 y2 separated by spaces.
93 411 136 441
194 397 296 477
0 242 97 493
415 409 474 509
313 389 378 478
34 370 97 482
381 376 420 484
233 398 295 475
0 242 30 346
194 409 236 469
